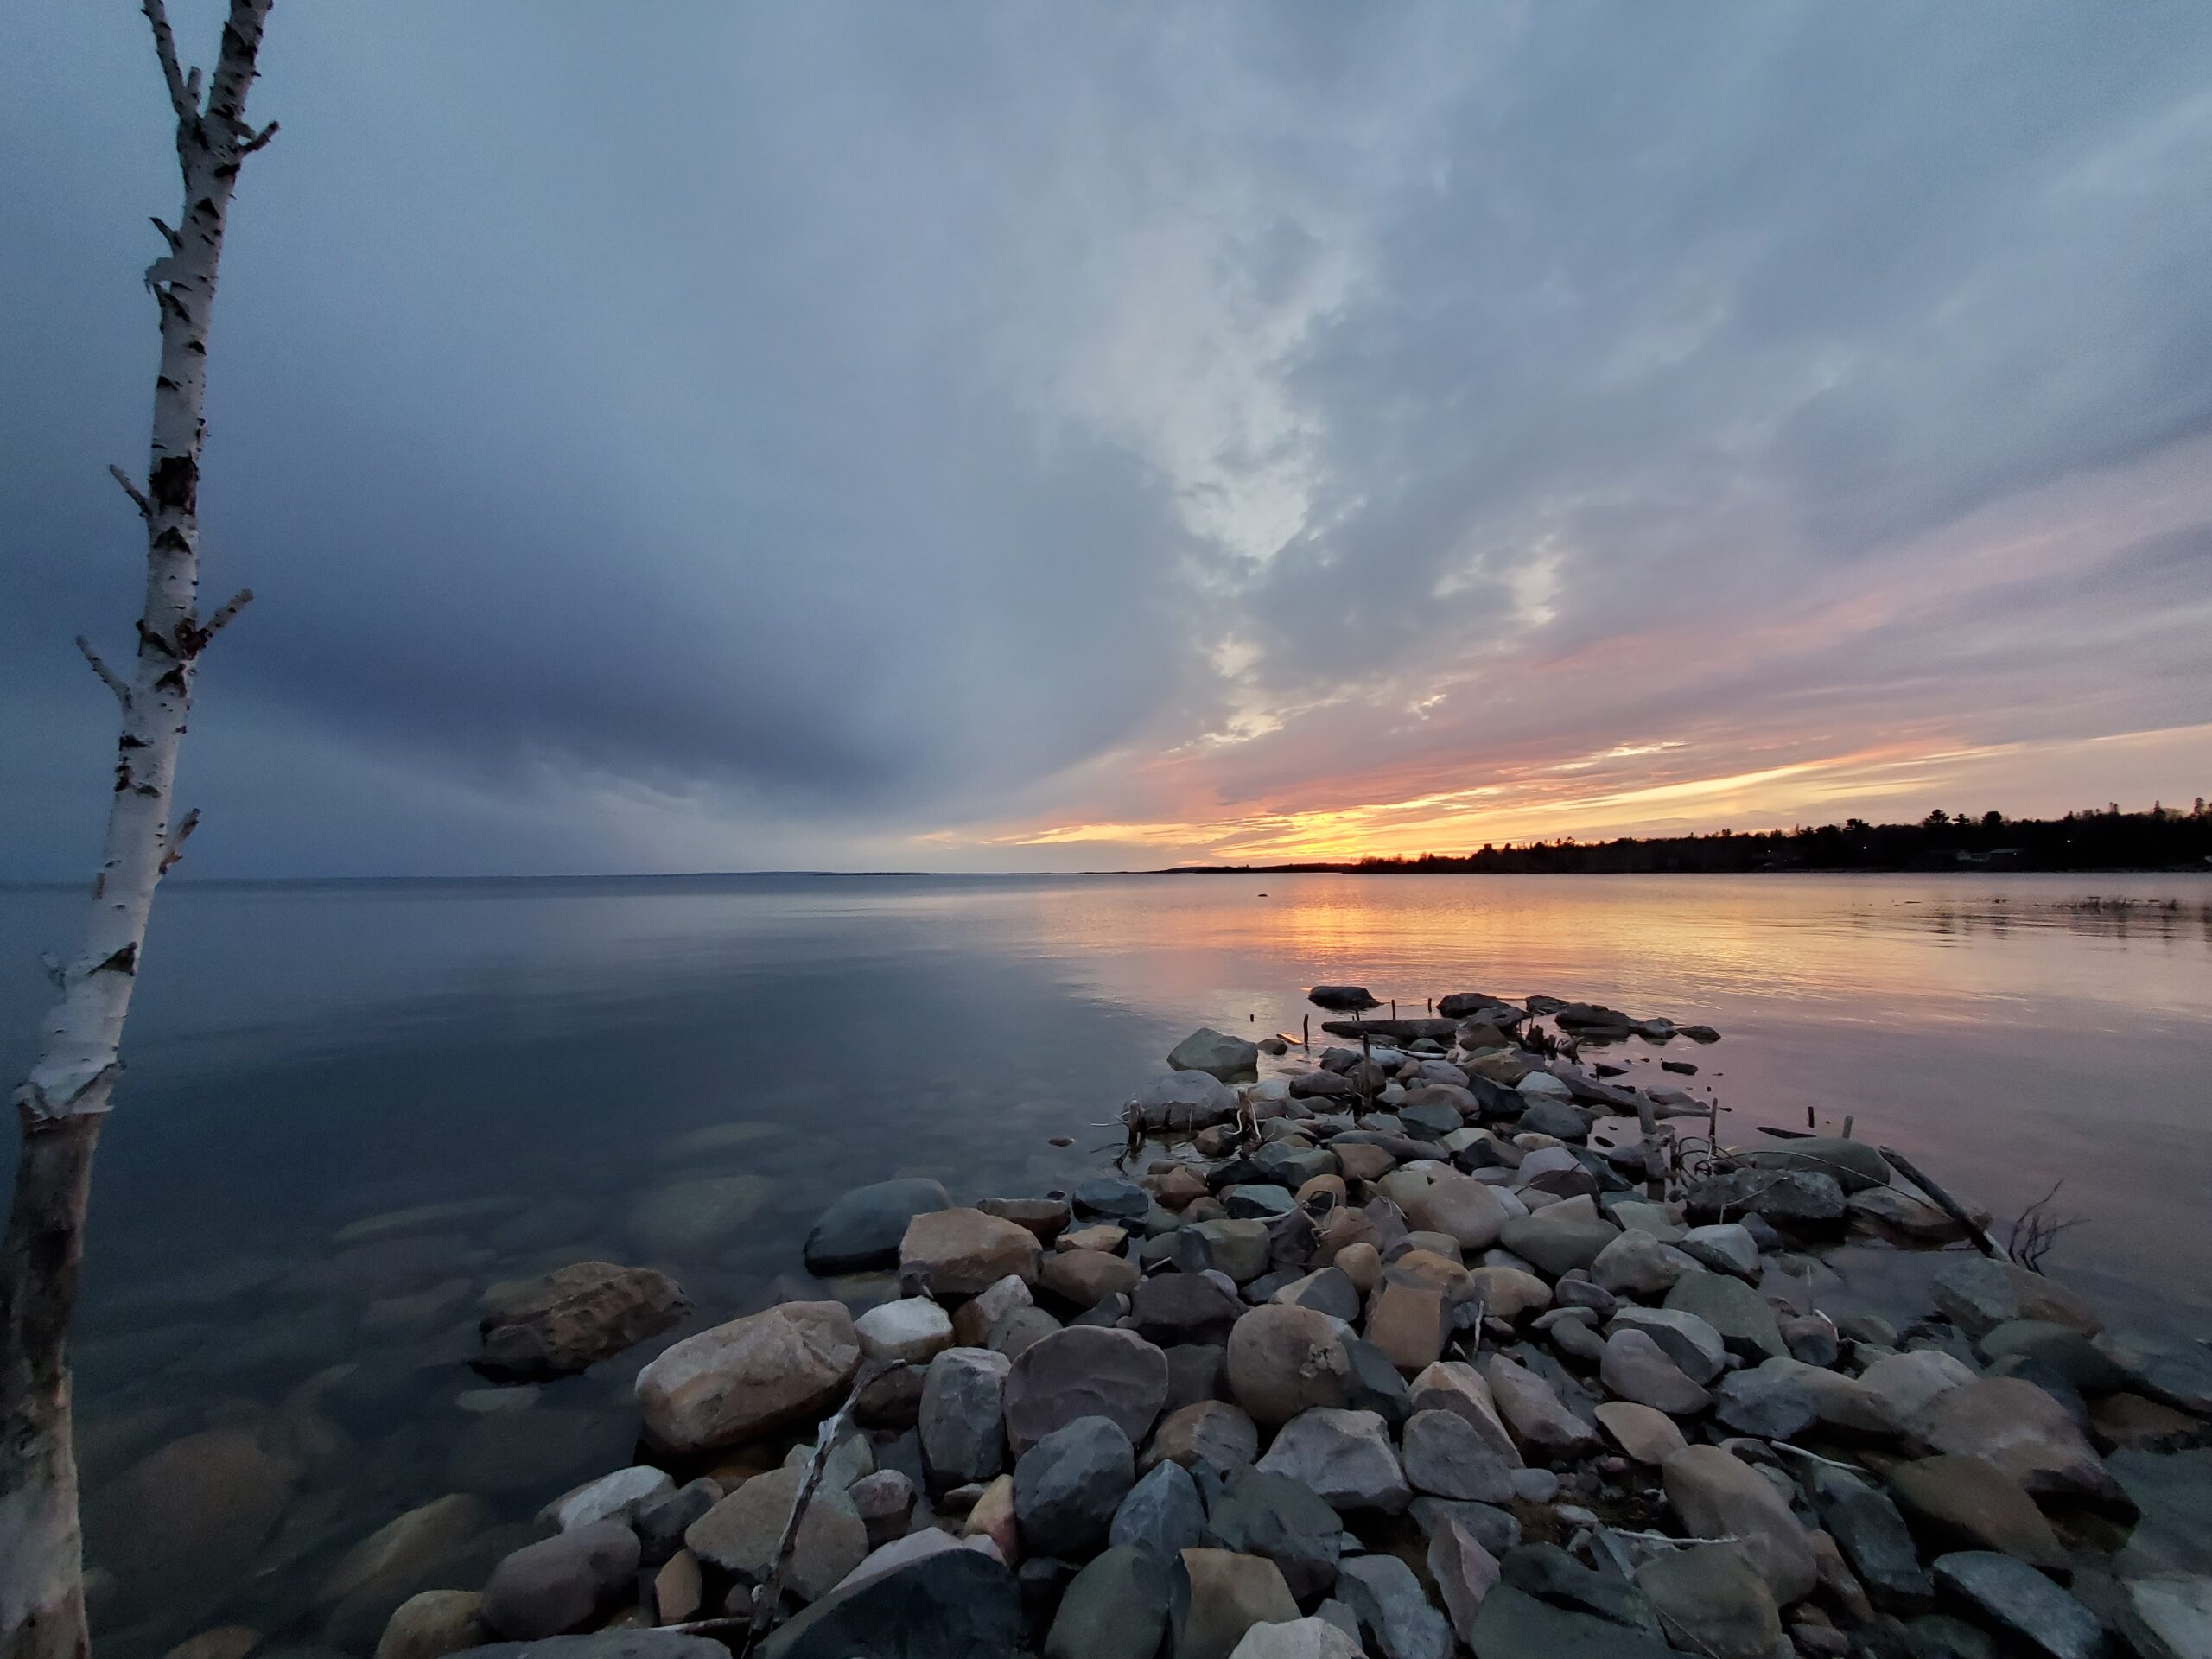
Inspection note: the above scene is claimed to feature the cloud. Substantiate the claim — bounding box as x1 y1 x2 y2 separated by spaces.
2 2 2208 875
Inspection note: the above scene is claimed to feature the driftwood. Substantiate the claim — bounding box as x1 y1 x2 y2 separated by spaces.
1878 1145 2011 1261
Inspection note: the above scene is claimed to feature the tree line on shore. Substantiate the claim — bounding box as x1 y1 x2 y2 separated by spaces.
1170 803 2212 875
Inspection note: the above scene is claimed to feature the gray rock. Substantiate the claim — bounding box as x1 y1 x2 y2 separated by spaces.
1932 1552 2108 1659
545 1465 675 1533
1686 1169 1846 1226
1499 1542 1662 1634
480 1522 639 1641
1254 1407 1409 1512
1269 1268 1361 1325
1800 1463 1931 1612
1400 1408 1516 1502
1498 1211 1618 1278
1046 1544 1174 1659
1465 1586 1678 1659
1677 1224 1761 1281
1591 1231 1699 1299
1905 1616 1999 1659
1076 1177 1152 1221
1599 1329 1711 1415
454 1637 724 1659
1336 1554 1453 1659
1516 1098 1591 1142
1007 1325 1170 1453
1662 1272 1785 1362
1148 1400 1260 1474
1112 1459 1206 1561
1222 1618 1363 1659
1129 1072 1243 1133
804 1179 956 1274
1483 1354 1599 1454
1203 1467 1344 1602
1015 1414 1135 1557
1171 1028 1262 1084
684 1470 867 1603
1741 1139 1891 1193
635 1478 721 1566
1980 1320 2129 1394
1635 1542 1783 1659
919 1347 1011 1486
1186 1220 1274 1284
1408 1497 1521 1556
849 1469 916 1550
1224 1185 1297 1221
756 1544 1024 1659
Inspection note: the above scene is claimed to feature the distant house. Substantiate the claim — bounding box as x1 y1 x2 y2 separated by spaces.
1955 848 2029 868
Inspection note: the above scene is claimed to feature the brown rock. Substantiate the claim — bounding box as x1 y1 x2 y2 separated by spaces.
321 1493 493 1610
165 1629 261 1659
1039 1249 1140 1308
1365 1272 1449 1375
91 1428 297 1600
1058 1224 1128 1254
1333 1143 1397 1183
1909 1376 2122 1504
1464 1266 1551 1322
1882 1454 2067 1571
1409 1362 1522 1465
1144 1402 1260 1472
1225 1305 1354 1427
475 1262 690 1380
372 1592 482 1659
900 1209 1042 1296
1174 1548 1300 1659
1662 1445 1817 1604
963 1473 1019 1562
652 1552 702 1624
2088 1392 2202 1452
1150 1167 1212 1210
636 1301 861 1454
1595 1400 1689 1464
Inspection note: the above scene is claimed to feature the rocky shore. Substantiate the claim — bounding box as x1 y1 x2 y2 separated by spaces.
168 986 2212 1659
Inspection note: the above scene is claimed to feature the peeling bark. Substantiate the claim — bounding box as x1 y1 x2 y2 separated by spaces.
1 6 276 1656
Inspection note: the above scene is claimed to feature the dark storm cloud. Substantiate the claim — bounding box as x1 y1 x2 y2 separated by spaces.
3 3 2208 874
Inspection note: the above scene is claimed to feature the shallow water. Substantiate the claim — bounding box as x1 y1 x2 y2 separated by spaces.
1 870 2208 1650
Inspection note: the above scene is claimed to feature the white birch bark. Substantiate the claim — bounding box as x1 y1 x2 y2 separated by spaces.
1 6 276 1656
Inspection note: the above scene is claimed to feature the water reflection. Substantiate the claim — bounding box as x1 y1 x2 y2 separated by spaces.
0 869 2206 1653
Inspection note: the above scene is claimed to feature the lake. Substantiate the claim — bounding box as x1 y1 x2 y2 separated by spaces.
2 870 2208 1651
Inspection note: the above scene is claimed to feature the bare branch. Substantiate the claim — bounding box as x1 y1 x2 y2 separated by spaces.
203 588 254 642
149 216 181 252
142 0 195 123
159 809 200 874
108 465 152 519
240 120 280 156
73 638 130 706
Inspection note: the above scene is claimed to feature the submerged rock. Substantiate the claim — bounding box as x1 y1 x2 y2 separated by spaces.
804 1179 956 1274
476 1262 690 1380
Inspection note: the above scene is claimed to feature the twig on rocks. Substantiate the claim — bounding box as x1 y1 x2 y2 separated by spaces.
1878 1146 2010 1261
2005 1178 2086 1274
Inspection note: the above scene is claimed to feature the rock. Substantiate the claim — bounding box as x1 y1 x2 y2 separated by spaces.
1799 1464 1931 1612
1175 1548 1304 1659
1112 1458 1206 1561
1980 1320 2130 1393
1396 1169 1511 1249
1882 1455 2067 1570
849 1470 915 1549
1145 1401 1255 1477
1465 1584 1677 1659
1364 1272 1449 1375
920 1347 1011 1484
1402 1408 1516 1501
1039 1249 1141 1307
546 1466 675 1533
455 1638 724 1659
1163 1343 1230 1412
1186 1220 1274 1283
1255 1407 1409 1512
1203 1466 1344 1599
167 1630 264 1659
1663 1272 1785 1362
1308 986 1379 1012
1484 1355 1599 1454
1342 1336 1415 1427
1225 1618 1363 1659
1594 1402 1688 1464
1850 1185 1967 1243
1601 1329 1711 1415
476 1263 690 1380
980 1196 1073 1241
1742 1139 1892 1193
1636 1543 1783 1659
849 1297 952 1368
1006 1326 1170 1453
1932 1552 2107 1659
803 1179 957 1274
989 1305 1059 1360
685 1470 867 1602
2125 1576 2212 1659
1427 1515 1501 1642
901 1210 1042 1296
1061 1222 1131 1254
1015 1414 1135 1557
1075 1177 1151 1221
1223 1185 1296 1222
2088 1392 2202 1452
480 1522 640 1640
1685 1169 1845 1226
1130 1072 1243 1132
1905 1618 1998 1659
1677 1224 1761 1281
635 1300 859 1455
952 1275 1035 1346
1781 1312 1840 1367
91 1427 298 1599
756 1544 1024 1659
1499 1211 1618 1278
1336 1554 1452 1659
1662 1446 1816 1604
1172 1028 1262 1084
375 1591 484 1659
1931 1259 2101 1341
1859 1349 1977 1421
1269 1268 1362 1325
1910 1376 2124 1505
1592 1231 1699 1299
1465 1266 1553 1322
1516 1097 1591 1142
780 1430 874 1494
1046 1545 1174 1659
321 1493 493 1611
1408 1362 1522 1465
1226 1305 1353 1426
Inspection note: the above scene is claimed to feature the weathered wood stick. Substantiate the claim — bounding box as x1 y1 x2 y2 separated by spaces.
1878 1145 2010 1261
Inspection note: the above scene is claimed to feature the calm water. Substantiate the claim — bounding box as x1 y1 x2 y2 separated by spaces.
2 871 2209 1651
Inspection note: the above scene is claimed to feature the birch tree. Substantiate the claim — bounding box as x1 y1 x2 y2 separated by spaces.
1 5 277 1656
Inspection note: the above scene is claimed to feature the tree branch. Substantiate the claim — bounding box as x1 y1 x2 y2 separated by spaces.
159 810 200 874
73 638 130 706
240 120 279 156
108 465 152 520
141 0 195 124
202 588 254 643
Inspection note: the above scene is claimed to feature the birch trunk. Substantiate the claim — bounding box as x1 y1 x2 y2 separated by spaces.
0 7 276 1656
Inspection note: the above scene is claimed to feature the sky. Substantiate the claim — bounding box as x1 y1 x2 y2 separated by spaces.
3 3 2210 877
